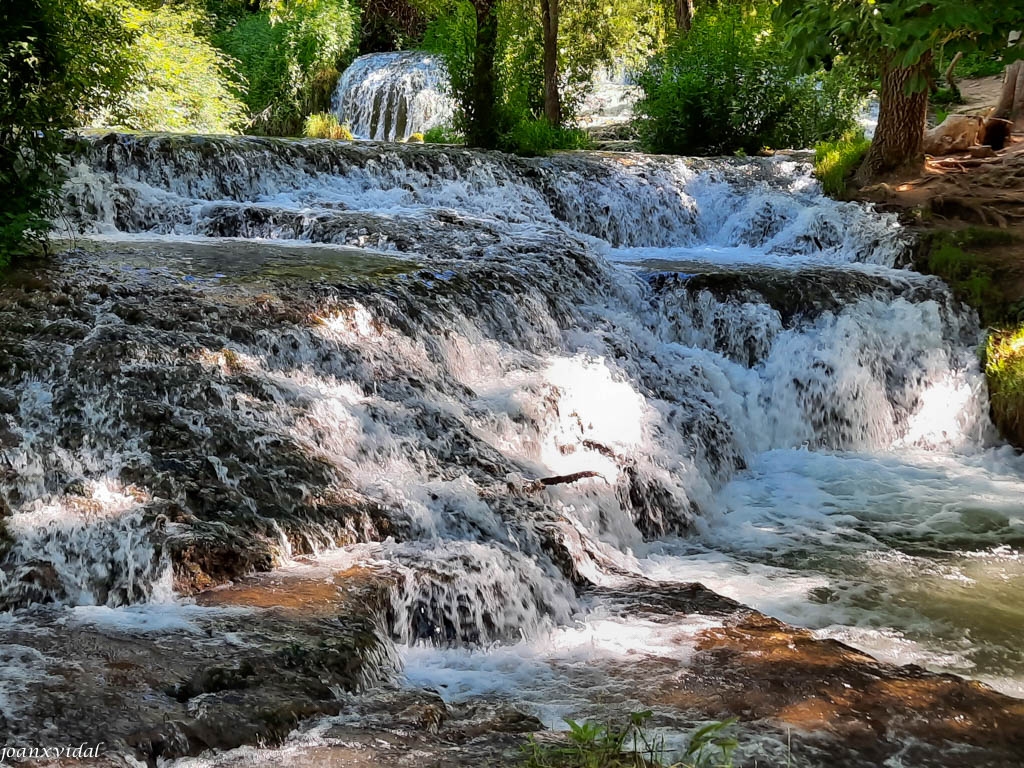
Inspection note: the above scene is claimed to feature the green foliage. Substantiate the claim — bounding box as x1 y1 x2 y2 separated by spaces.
636 4 863 156
423 124 464 143
501 118 590 156
814 131 871 197
776 0 1024 90
1 0 135 262
983 326 1024 447
217 0 358 135
521 711 742 768
100 4 247 133
497 0 665 128
422 0 667 144
954 50 1013 79
421 0 477 135
303 111 353 138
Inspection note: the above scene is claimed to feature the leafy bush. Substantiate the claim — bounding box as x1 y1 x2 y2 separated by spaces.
423 125 464 144
814 130 871 197
501 119 591 156
1 0 135 263
217 0 358 135
303 112 353 139
635 3 863 156
100 4 246 133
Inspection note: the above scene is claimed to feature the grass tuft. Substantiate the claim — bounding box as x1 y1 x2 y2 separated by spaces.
501 119 592 157
423 125 464 144
814 130 871 198
303 112 354 140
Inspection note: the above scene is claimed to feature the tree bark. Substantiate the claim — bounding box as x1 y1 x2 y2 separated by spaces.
857 52 932 184
674 0 694 33
466 0 500 149
541 0 561 126
992 59 1024 131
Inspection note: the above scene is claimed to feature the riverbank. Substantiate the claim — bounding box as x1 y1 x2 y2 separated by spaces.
853 138 1024 447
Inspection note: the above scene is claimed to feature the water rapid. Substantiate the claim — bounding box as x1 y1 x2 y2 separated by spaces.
1 133 1022 765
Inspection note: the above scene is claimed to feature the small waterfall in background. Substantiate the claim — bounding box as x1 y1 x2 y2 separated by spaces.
332 51 456 141
331 52 641 141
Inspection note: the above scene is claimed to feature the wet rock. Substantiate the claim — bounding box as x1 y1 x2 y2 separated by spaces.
591 580 1024 768
2 564 398 764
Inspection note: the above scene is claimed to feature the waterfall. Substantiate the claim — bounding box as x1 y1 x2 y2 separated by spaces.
332 52 456 141
2 133 1022 758
330 52 641 141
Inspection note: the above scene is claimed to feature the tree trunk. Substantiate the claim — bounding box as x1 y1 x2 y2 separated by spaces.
541 0 561 126
674 0 694 32
857 53 932 184
992 59 1024 131
466 0 499 149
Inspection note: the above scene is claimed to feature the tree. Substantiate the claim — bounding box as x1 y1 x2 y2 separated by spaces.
776 0 1024 183
0 0 134 262
674 0 694 33
540 0 560 125
466 0 501 147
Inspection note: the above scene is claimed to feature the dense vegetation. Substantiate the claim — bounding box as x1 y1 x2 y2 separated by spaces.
4 0 1024 260
635 3 861 156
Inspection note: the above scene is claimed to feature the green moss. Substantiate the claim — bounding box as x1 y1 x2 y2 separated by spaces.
984 327 1024 448
814 131 871 198
918 231 1019 325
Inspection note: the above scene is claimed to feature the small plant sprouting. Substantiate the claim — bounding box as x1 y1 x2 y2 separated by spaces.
521 710 742 768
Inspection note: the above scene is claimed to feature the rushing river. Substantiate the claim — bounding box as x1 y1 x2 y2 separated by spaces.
1 133 1022 765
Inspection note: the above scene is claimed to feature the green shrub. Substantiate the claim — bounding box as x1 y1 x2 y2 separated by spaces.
303 112 353 139
984 326 1024 447
2 0 134 263
635 3 863 156
216 0 357 136
99 4 246 133
814 130 871 197
423 125 464 144
501 119 591 156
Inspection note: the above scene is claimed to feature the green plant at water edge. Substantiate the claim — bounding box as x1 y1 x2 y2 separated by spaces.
814 131 871 198
521 711 741 768
501 118 590 156
303 112 353 139
1 0 135 263
983 327 1024 448
635 3 864 157
423 125 464 144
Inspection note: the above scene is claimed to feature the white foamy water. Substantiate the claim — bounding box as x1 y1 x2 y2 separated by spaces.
2 133 1021 763
332 51 456 141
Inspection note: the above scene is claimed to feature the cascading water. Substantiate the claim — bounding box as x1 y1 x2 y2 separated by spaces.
331 52 640 142
332 51 456 141
2 132 1022 765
